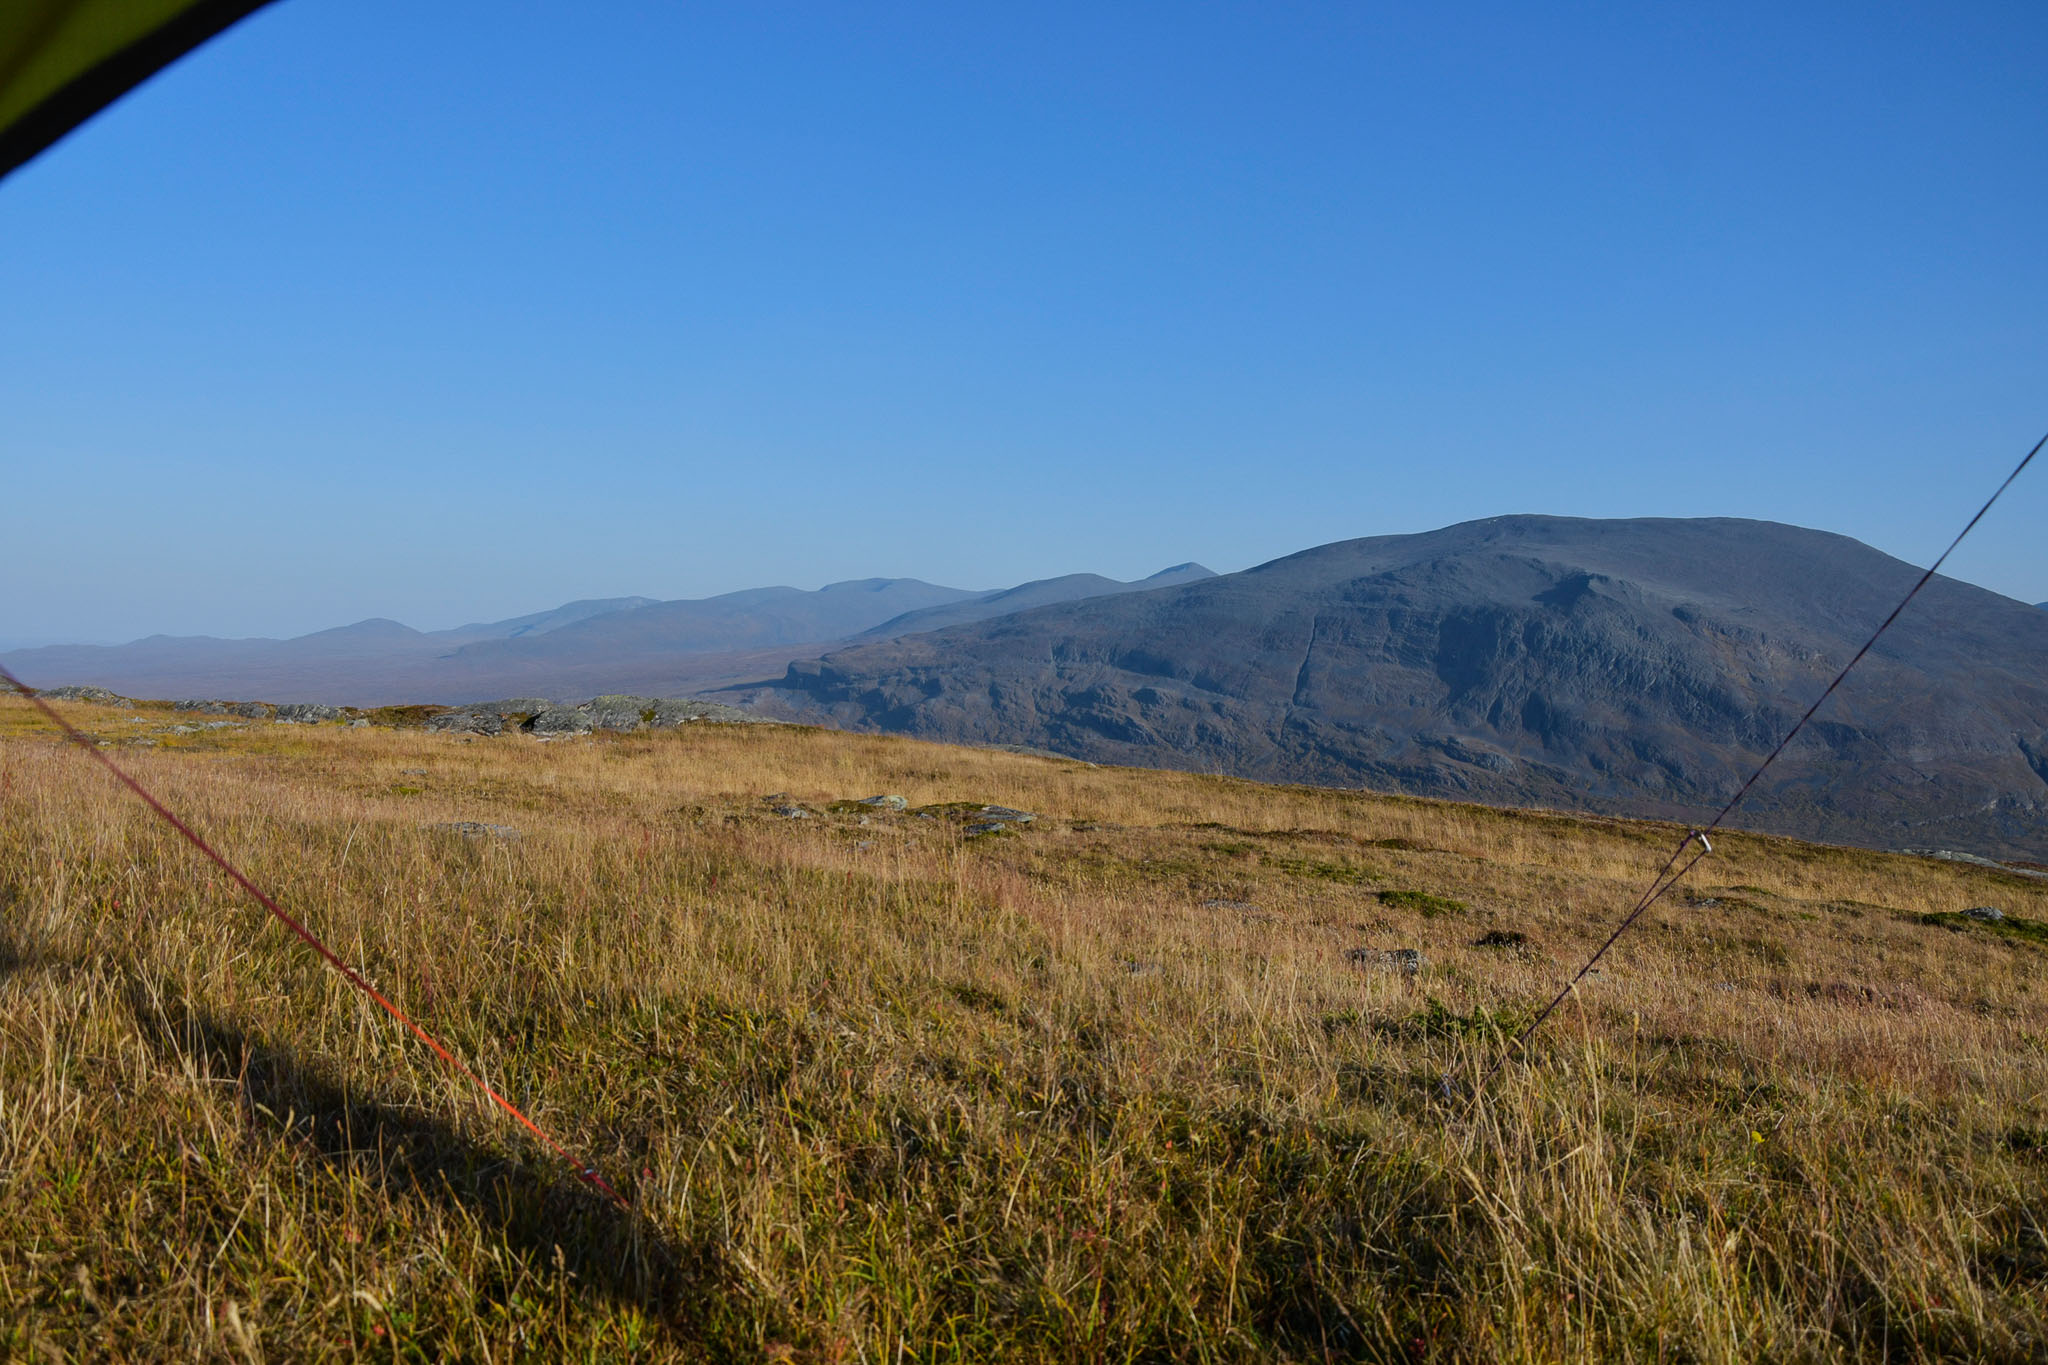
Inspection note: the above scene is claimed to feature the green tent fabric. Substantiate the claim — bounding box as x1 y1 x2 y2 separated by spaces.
0 0 274 182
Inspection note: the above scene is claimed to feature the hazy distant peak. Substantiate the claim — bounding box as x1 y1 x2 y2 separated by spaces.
302 618 421 641
859 565 1217 640
460 596 661 640
1143 563 1216 583
816 577 966 596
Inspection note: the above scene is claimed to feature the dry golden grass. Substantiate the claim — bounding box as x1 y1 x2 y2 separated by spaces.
2 694 2045 1361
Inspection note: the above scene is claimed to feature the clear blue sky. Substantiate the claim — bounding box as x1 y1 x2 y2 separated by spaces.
4 1 2044 645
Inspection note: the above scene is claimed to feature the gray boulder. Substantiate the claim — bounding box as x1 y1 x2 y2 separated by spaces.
170 699 273 718
36 685 130 704
649 698 768 726
427 709 504 735
276 703 347 724
586 695 656 731
525 706 593 736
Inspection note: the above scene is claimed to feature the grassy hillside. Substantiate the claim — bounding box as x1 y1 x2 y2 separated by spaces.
2 694 2045 1361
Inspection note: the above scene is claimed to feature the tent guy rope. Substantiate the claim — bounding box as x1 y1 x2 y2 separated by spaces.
1476 426 2047 1092
0 660 632 1211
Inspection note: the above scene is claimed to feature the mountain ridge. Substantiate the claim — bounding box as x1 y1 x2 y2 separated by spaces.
732 516 2048 859
0 565 1210 705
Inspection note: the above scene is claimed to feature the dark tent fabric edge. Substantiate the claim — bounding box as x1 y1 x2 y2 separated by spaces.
0 0 276 183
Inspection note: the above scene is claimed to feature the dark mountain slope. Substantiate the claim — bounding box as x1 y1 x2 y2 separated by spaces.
861 563 1217 639
744 517 2048 859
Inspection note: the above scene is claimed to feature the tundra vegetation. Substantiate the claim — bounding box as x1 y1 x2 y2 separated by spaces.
1 694 2045 1362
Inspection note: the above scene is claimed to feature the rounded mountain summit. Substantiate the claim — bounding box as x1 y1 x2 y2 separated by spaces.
740 516 2048 860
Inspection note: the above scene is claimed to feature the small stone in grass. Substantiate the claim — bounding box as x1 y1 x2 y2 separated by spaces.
1346 947 1425 975
432 821 521 839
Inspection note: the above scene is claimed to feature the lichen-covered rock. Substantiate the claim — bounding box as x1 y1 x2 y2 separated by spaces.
585 695 655 731
649 698 767 726
525 707 592 737
427 709 505 735
276 703 347 724
36 685 130 704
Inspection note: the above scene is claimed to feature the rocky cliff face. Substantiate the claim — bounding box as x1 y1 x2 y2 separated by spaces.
743 517 2048 859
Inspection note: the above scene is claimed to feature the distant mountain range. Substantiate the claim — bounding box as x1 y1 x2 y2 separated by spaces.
11 518 2046 857
1 565 1214 705
729 517 2048 860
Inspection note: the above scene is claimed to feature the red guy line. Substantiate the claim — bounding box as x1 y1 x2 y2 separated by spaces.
0 663 630 1211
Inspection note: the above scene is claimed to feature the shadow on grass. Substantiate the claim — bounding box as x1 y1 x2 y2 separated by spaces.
0 918 52 984
123 982 738 1344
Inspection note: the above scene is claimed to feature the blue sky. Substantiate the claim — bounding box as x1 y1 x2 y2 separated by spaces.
3 1 2044 645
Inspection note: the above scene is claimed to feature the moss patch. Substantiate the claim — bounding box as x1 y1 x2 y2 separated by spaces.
1379 889 1468 917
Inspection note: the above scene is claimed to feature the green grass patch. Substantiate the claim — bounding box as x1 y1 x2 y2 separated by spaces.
1379 889 1467 917
946 982 1008 1015
1377 998 1531 1041
1920 911 2048 945
1263 854 1375 885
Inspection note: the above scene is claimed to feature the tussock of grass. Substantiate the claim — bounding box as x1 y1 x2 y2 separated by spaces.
2 695 2046 1360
